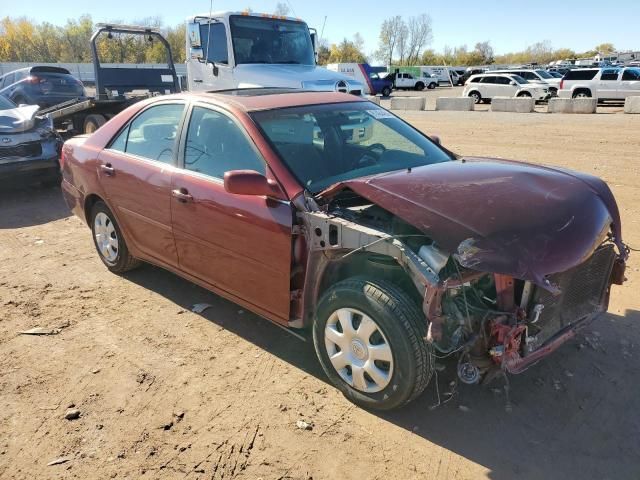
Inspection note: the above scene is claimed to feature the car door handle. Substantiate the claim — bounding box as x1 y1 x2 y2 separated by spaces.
100 164 115 176
172 188 193 203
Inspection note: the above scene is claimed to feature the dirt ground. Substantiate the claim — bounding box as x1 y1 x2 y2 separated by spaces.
1 110 639 480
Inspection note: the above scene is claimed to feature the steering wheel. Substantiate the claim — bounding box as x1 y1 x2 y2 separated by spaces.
366 143 387 156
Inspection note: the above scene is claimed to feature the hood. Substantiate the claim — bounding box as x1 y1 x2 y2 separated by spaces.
322 157 624 292
0 105 41 133
234 64 364 92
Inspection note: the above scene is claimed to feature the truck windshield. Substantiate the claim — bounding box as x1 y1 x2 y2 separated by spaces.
251 102 453 194
229 15 315 65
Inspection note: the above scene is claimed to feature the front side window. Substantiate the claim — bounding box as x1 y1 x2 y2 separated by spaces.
252 103 453 193
622 68 640 81
495 76 512 85
480 76 497 84
511 75 528 84
109 103 184 163
199 22 229 64
183 106 265 179
535 70 553 79
230 15 314 65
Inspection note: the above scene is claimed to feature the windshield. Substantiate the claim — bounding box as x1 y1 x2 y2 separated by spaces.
252 102 453 193
229 15 315 65
535 69 554 79
511 75 528 84
0 96 16 110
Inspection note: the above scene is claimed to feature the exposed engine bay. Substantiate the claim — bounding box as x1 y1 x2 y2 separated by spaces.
298 189 627 386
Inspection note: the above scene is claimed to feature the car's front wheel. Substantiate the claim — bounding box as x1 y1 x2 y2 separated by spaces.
90 201 141 273
468 91 482 104
381 86 392 97
313 278 433 411
517 91 532 98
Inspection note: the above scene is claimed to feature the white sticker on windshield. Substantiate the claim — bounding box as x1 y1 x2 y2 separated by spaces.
367 109 394 119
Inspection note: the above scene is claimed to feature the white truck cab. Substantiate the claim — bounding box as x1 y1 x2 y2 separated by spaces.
185 11 363 94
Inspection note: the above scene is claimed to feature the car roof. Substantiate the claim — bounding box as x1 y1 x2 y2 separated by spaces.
165 89 368 112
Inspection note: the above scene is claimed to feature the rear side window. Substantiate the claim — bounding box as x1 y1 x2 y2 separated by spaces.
564 70 598 81
1 73 15 88
109 103 185 163
601 69 620 81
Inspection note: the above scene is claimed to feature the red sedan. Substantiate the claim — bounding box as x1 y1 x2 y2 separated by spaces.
61 89 627 410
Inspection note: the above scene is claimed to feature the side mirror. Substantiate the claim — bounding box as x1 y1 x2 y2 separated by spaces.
429 134 441 145
224 170 283 198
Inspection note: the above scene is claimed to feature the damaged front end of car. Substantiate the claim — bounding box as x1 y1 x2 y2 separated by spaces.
294 158 628 385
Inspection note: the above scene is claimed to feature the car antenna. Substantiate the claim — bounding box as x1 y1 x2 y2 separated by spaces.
204 0 218 76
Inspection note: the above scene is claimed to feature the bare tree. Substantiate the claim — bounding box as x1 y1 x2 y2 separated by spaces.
406 14 432 65
274 2 290 16
375 15 404 66
474 41 494 64
396 20 409 64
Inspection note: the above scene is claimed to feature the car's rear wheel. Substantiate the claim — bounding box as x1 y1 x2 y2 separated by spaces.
84 114 107 134
313 278 433 411
468 91 482 104
90 201 141 273
428 82 437 89
415 82 425 91
573 89 592 99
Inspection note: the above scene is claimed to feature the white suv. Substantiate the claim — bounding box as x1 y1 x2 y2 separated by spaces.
557 67 640 100
492 69 561 95
463 73 550 104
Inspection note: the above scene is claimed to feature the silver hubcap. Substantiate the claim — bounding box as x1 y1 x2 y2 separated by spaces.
94 212 118 263
324 308 393 393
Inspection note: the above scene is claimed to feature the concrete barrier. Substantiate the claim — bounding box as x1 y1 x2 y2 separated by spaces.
490 96 535 113
365 95 380 105
390 96 426 111
624 96 640 114
548 98 597 114
435 97 474 111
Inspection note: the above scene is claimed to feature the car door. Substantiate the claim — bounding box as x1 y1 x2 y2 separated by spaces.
494 76 518 96
187 21 234 91
479 76 499 98
98 102 186 267
598 69 620 99
620 68 640 99
170 104 293 322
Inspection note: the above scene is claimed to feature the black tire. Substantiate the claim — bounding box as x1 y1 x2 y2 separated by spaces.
84 114 107 134
414 82 425 91
381 86 392 97
572 89 592 99
468 91 482 104
313 277 433 411
517 91 532 98
90 201 141 273
428 82 437 90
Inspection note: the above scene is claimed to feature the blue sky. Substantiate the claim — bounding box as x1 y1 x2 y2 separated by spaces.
5 0 640 58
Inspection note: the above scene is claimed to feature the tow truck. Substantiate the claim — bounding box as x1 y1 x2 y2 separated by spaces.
42 24 180 136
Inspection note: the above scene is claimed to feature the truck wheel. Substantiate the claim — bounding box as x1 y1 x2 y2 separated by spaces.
414 82 425 91
381 86 392 97
84 114 107 134
90 201 141 273
313 278 433 411
468 91 482 104
573 89 592 99
428 82 437 89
